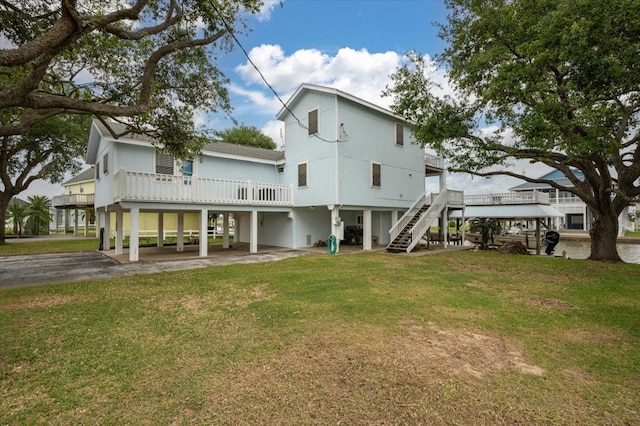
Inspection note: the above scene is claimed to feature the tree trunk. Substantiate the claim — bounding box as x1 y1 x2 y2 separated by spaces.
0 195 9 245
589 213 622 262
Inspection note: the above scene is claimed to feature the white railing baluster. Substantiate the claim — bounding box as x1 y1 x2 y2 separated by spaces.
114 170 293 206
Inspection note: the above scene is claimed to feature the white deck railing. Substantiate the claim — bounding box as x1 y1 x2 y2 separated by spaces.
52 193 95 207
465 191 549 206
113 169 293 206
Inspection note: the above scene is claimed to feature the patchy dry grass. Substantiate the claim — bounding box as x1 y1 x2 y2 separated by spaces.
1 251 639 424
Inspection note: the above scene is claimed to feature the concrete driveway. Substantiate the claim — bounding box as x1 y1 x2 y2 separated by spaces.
0 250 305 290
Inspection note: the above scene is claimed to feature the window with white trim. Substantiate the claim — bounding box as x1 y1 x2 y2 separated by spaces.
395 123 404 146
103 152 109 174
372 162 381 188
155 152 174 175
308 109 318 135
298 162 308 187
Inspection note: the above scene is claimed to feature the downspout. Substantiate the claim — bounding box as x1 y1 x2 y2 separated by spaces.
335 95 341 208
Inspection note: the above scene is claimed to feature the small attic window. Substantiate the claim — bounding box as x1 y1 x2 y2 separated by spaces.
395 123 404 146
308 109 318 135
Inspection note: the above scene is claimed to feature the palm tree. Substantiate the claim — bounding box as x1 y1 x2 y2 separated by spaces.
469 218 502 250
6 199 27 237
25 195 52 236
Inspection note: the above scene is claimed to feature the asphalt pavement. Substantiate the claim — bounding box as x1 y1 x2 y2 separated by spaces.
0 250 305 290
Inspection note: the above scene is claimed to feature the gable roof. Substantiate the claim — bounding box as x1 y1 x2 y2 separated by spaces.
87 120 284 164
63 167 95 186
510 169 585 191
276 83 406 122
202 141 284 162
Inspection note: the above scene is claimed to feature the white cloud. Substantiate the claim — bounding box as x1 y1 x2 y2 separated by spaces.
234 44 414 116
256 0 281 22
261 120 285 148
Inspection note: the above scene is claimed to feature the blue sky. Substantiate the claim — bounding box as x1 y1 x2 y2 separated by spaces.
28 0 536 198
207 0 451 142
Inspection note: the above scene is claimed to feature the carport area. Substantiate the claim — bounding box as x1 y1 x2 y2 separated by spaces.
102 242 296 263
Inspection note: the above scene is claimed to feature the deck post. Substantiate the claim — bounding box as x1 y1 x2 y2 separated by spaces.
115 210 124 255
222 212 230 249
102 210 111 252
177 212 184 252
84 208 90 237
73 207 79 236
129 208 139 262
363 209 372 250
199 209 208 257
157 212 164 247
535 218 541 255
250 210 258 253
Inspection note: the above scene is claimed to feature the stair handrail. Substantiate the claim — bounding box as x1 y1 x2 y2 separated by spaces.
389 192 430 242
406 190 448 253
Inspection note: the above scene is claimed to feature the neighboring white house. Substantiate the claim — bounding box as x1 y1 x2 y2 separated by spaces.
52 167 96 235
509 169 635 235
86 83 464 261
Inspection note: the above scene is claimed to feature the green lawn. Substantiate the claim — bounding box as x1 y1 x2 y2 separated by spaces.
2 250 639 424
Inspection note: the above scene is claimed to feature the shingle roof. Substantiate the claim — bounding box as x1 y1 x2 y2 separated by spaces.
202 141 284 162
63 167 95 185
93 120 284 162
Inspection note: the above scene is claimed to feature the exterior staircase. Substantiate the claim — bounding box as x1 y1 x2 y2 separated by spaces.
387 191 448 253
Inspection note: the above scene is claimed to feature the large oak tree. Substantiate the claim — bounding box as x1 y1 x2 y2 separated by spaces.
385 0 640 262
0 0 264 243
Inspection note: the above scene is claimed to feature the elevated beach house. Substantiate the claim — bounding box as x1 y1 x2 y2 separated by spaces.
86 84 463 261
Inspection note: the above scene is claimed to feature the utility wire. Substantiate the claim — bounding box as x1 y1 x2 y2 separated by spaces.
209 1 348 143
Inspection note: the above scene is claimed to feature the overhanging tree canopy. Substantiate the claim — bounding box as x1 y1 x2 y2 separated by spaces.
0 0 264 158
385 0 640 262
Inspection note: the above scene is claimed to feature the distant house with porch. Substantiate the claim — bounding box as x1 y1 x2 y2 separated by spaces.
52 167 96 235
86 83 465 261
509 169 635 235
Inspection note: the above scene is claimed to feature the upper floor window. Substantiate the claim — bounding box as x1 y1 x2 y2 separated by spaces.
182 159 193 177
103 153 109 174
79 185 84 194
298 163 308 187
395 123 404 146
95 162 100 180
155 152 174 175
372 162 381 188
308 109 318 135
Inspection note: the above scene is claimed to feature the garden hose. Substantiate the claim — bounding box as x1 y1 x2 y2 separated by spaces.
327 234 338 255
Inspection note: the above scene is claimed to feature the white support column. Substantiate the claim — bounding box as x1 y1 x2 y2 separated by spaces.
441 209 448 248
73 207 79 236
363 209 372 251
177 212 184 252
157 212 164 247
102 210 111 251
391 210 398 226
250 210 258 253
129 208 140 262
65 209 71 233
199 209 208 257
115 210 124 255
222 212 230 249
331 207 342 254
84 208 90 237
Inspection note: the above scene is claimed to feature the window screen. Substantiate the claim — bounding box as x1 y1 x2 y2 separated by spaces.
308 109 318 135
372 163 381 187
298 163 307 187
182 160 193 177
103 153 109 174
155 153 174 175
395 123 404 146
